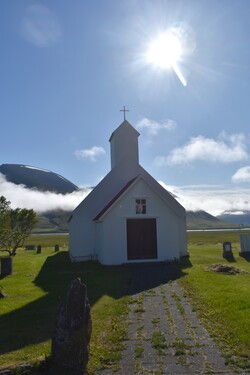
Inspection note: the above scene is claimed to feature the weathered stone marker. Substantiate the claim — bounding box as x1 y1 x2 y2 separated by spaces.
36 245 42 254
54 244 59 252
0 257 12 277
222 241 233 260
240 234 250 254
25 245 36 250
51 278 92 375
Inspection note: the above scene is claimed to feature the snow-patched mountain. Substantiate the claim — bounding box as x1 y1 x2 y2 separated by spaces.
0 164 79 194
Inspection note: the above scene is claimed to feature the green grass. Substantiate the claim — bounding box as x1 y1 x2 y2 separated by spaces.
151 331 168 355
0 231 250 373
0 238 131 373
181 232 250 369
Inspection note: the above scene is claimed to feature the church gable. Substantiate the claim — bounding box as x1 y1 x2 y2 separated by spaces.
93 175 180 223
69 117 188 264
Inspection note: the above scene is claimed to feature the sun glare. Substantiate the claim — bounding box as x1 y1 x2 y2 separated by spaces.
146 31 182 70
144 25 195 87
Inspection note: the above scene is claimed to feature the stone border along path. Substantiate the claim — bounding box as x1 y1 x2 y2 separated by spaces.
98 264 250 375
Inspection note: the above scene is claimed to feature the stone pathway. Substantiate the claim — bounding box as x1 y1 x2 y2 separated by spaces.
98 264 249 375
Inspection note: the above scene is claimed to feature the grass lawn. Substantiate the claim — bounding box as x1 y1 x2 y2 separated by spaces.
0 236 131 374
0 231 250 373
184 230 250 370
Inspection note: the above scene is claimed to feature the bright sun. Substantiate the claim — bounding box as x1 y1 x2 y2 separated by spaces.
146 31 182 70
145 27 189 86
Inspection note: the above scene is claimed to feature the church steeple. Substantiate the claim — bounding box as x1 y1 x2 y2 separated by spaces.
109 120 140 169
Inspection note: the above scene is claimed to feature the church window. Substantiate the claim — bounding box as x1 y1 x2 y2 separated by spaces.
136 198 146 214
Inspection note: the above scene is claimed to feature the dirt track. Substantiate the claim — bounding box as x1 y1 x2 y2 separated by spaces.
98 263 249 375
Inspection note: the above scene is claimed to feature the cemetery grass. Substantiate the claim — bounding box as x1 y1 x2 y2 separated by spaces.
0 231 250 373
0 235 131 374
183 230 250 370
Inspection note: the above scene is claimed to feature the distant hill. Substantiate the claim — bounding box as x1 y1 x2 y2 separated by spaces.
0 163 239 232
187 210 239 230
0 163 79 194
34 210 71 233
218 212 250 227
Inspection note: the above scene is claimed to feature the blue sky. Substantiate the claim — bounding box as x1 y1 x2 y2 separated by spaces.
1 0 250 216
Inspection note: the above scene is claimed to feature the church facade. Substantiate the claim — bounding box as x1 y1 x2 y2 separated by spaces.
69 120 188 265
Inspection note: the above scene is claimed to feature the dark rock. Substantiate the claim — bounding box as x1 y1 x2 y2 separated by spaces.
51 278 91 375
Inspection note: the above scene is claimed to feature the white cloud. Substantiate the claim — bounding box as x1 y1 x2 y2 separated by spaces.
136 118 176 136
0 173 90 214
1 171 250 218
159 182 250 216
74 146 106 162
21 5 62 47
232 166 250 183
156 133 248 166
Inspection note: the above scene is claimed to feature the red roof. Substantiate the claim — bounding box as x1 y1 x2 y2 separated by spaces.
93 176 138 221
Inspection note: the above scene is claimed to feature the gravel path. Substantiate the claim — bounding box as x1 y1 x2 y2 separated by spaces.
98 264 249 375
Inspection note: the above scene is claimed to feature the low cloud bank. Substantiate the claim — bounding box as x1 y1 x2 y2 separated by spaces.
159 182 250 216
1 173 250 217
0 174 90 213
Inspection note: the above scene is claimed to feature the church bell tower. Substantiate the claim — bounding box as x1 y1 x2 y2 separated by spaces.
109 120 140 170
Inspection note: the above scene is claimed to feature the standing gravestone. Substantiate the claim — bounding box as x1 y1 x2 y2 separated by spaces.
240 234 250 254
54 244 59 252
36 245 42 254
51 278 92 375
0 257 12 277
222 241 234 261
223 241 232 257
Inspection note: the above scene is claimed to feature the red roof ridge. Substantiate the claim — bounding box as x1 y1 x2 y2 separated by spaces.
93 176 138 221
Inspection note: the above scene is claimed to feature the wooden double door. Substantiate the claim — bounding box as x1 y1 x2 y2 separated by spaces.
127 218 157 260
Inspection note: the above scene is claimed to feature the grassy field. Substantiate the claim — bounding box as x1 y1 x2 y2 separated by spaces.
186 230 250 370
0 231 250 373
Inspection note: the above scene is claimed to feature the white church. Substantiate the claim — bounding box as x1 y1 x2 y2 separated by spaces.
69 119 188 265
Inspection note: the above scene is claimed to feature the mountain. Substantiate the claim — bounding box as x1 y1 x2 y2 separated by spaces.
218 212 250 227
0 163 239 232
34 210 71 233
0 164 79 194
187 210 239 230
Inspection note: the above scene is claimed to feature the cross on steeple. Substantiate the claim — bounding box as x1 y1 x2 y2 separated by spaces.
120 106 129 121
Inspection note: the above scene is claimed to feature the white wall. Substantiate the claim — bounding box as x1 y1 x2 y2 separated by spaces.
69 209 96 261
98 178 187 265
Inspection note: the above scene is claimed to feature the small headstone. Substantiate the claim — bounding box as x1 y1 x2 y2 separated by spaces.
240 234 250 254
54 244 59 252
223 241 232 258
0 257 13 277
36 245 42 254
25 245 36 250
51 278 92 375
